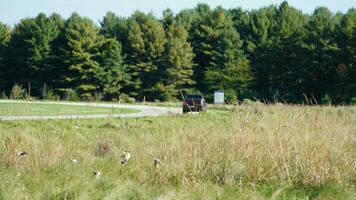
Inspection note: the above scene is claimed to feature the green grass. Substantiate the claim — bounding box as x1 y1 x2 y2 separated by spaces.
0 102 139 116
0 104 355 199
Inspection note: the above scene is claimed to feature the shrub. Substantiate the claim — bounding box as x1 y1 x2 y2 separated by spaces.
46 90 60 101
224 89 237 104
242 98 253 105
350 97 356 105
10 84 26 99
121 94 136 103
93 92 103 102
0 91 8 99
57 88 80 101
321 94 332 105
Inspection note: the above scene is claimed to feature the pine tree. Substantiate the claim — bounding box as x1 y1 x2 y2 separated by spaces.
252 2 307 102
0 22 10 92
48 13 66 90
125 12 166 99
162 9 174 31
302 7 338 102
334 8 356 103
274 2 306 101
245 3 310 102
160 21 195 99
1 3 355 104
100 12 120 38
98 38 130 100
193 8 252 98
100 12 129 49
229 8 251 53
61 13 103 99
175 9 199 31
7 13 60 96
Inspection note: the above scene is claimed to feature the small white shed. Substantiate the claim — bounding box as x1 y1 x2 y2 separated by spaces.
214 90 224 104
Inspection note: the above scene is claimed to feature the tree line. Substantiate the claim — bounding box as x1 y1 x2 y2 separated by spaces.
0 2 355 104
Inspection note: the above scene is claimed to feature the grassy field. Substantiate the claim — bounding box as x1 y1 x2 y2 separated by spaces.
0 103 355 199
0 102 138 116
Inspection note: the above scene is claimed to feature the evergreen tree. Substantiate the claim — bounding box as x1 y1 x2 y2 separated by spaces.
229 8 251 53
193 8 252 98
160 21 195 99
242 3 310 102
100 12 120 38
61 13 103 99
162 9 174 31
251 2 307 102
98 38 130 100
0 22 10 92
7 13 60 96
334 8 356 103
0 2 355 104
175 9 198 31
302 7 338 102
125 12 166 99
48 13 66 90
100 12 130 59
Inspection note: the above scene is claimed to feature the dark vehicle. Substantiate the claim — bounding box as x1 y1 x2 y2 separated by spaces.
182 94 207 113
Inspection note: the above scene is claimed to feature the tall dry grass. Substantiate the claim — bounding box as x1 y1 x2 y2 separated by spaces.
0 104 355 199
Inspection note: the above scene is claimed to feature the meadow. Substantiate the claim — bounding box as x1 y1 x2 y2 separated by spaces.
0 103 355 199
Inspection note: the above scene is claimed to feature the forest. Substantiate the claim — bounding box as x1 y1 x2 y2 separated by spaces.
0 1 355 104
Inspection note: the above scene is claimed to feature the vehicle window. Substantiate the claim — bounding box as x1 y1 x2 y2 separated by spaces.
185 95 203 100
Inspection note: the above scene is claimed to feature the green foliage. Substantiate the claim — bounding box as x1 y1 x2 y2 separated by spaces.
162 21 195 98
249 3 308 102
61 13 103 99
45 89 60 101
125 12 166 99
333 8 356 103
56 88 80 101
0 2 355 104
7 14 61 95
321 94 332 105
301 7 339 102
351 97 356 105
98 38 130 100
193 8 252 95
0 91 8 99
10 84 26 99
162 9 174 30
223 89 237 103
0 22 10 91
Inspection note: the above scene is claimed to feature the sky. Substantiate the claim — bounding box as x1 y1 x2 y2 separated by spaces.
0 0 355 26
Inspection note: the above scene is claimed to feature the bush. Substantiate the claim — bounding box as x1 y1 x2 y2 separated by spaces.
57 89 81 101
224 90 237 104
350 97 356 105
93 92 103 102
321 94 332 105
120 94 136 103
0 91 8 99
242 98 253 105
10 84 26 99
39 85 60 101
46 90 60 101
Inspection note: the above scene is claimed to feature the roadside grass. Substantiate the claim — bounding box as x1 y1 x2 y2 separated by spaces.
0 102 139 116
0 104 355 199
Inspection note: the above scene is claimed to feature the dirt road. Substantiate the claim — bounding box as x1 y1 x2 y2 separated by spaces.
0 100 181 121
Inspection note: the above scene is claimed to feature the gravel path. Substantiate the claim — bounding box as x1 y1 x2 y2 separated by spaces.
0 100 181 121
